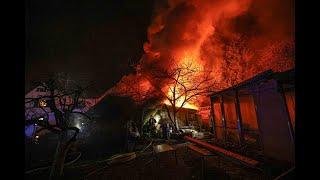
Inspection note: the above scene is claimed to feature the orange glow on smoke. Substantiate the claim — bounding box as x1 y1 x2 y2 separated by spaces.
112 0 294 109
142 0 294 89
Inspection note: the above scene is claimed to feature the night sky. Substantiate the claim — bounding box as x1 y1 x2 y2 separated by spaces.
25 0 154 96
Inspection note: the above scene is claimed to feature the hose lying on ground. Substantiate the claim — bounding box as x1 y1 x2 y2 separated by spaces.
140 140 153 153
84 152 137 178
85 140 153 178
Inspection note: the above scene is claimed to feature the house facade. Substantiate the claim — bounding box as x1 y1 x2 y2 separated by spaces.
25 86 98 138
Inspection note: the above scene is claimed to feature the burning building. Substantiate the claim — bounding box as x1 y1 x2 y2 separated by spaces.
108 0 294 164
112 0 294 117
141 103 201 132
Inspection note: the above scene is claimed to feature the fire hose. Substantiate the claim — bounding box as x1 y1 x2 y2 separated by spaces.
84 140 153 178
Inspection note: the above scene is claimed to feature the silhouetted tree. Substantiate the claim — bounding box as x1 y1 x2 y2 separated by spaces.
145 60 215 131
25 73 92 180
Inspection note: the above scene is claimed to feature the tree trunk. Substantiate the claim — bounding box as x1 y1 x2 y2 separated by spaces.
173 111 179 131
50 132 73 180
164 105 174 129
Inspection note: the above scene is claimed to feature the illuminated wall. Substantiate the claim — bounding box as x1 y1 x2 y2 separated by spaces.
213 99 224 140
209 70 295 162
176 108 199 128
198 106 211 127
223 95 238 142
284 91 295 130
239 95 258 130
212 93 260 143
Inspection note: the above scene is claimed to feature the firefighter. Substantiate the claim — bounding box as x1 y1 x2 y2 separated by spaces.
160 122 170 140
148 116 157 137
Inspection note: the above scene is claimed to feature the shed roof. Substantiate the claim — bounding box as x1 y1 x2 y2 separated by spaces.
210 68 295 98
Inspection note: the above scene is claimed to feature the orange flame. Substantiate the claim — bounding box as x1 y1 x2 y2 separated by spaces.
112 0 294 108
162 85 199 110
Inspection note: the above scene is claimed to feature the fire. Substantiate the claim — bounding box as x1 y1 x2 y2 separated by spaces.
161 52 203 110
179 51 201 67
112 0 294 108
141 0 294 88
162 86 199 110
163 99 199 110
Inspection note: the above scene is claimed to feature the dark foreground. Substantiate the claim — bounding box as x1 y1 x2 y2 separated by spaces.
26 141 267 180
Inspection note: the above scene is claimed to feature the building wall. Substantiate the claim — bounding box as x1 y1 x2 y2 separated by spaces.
212 94 260 144
284 91 295 130
251 79 295 163
209 70 295 163
223 95 238 142
213 100 224 140
239 95 258 130
198 106 211 127
176 108 199 128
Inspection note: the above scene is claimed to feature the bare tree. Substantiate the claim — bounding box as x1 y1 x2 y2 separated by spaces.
145 60 215 131
113 58 216 132
25 73 92 180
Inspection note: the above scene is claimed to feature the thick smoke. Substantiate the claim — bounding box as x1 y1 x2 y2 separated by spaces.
113 0 294 104
142 0 294 87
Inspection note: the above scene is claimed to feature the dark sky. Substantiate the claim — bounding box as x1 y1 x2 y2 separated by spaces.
25 0 154 96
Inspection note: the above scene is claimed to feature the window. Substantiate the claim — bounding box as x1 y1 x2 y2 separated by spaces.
36 87 47 92
39 99 47 107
